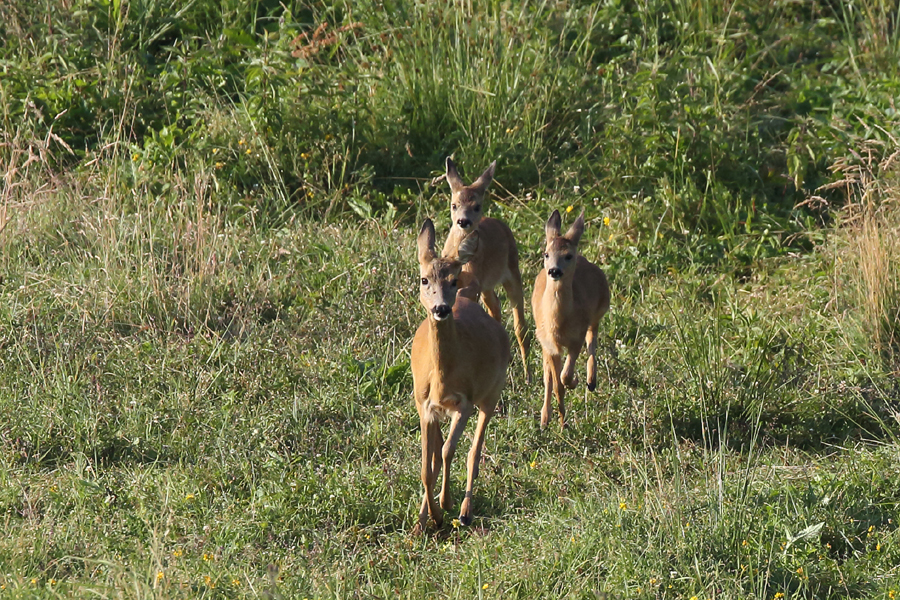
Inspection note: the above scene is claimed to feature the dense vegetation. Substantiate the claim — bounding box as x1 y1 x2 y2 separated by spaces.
2 0 900 597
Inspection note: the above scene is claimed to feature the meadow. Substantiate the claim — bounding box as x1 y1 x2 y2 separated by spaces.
1 0 900 597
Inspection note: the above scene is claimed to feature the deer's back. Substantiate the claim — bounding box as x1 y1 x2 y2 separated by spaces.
573 256 610 319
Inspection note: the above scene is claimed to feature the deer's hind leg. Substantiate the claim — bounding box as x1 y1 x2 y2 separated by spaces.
585 319 600 392
502 274 532 384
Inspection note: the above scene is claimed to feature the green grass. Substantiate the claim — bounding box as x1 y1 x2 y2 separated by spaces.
2 0 900 598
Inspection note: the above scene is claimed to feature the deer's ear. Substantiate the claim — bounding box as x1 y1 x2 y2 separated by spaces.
445 157 464 193
471 160 496 191
545 209 562 242
564 210 585 246
417 219 436 264
456 231 480 265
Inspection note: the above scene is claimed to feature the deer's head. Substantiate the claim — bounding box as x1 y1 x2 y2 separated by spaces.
417 219 479 321
446 157 496 233
542 209 584 282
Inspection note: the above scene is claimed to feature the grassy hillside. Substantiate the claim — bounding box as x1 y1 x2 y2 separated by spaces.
2 0 900 598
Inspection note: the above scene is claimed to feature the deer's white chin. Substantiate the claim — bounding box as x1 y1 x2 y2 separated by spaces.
432 313 450 322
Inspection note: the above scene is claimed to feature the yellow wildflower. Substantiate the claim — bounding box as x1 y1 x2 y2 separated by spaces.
797 567 803 575
620 502 627 510
173 549 183 558
530 460 537 469
203 553 213 561
603 216 610 226
157 571 164 581
232 578 241 586
238 139 245 146
889 591 896 600
452 518 461 528
482 583 489 590
869 525 875 533
204 576 214 587
245 148 252 155
566 205 574 213
774 593 785 599
742 540 748 547
214 162 224 169
185 493 195 501
132 153 139 162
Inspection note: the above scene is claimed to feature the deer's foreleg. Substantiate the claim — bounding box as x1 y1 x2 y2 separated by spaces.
439 405 473 511
460 408 493 526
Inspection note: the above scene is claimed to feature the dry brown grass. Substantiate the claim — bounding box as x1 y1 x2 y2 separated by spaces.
832 142 900 368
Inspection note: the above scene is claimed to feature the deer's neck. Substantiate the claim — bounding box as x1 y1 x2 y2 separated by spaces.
443 225 478 258
543 276 574 322
428 315 460 377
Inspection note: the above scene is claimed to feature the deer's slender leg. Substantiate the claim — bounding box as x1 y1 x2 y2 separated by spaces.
439 405 473 511
561 341 584 389
551 354 566 428
541 351 555 429
482 289 502 322
416 416 443 533
503 276 532 384
460 408 493 526
585 321 599 392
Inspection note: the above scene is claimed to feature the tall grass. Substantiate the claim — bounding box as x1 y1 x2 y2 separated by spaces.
830 142 900 369
3 1 900 598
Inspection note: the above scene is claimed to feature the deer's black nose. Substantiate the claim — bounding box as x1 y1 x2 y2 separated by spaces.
457 218 472 229
432 305 451 319
548 268 563 280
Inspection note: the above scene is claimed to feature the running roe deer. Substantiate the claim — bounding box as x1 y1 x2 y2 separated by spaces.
441 157 531 382
532 210 610 429
411 219 511 532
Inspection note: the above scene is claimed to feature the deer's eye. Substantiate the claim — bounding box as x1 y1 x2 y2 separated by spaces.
451 204 457 210
543 253 549 259
421 278 428 285
565 254 573 261
474 205 481 212
449 279 458 287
